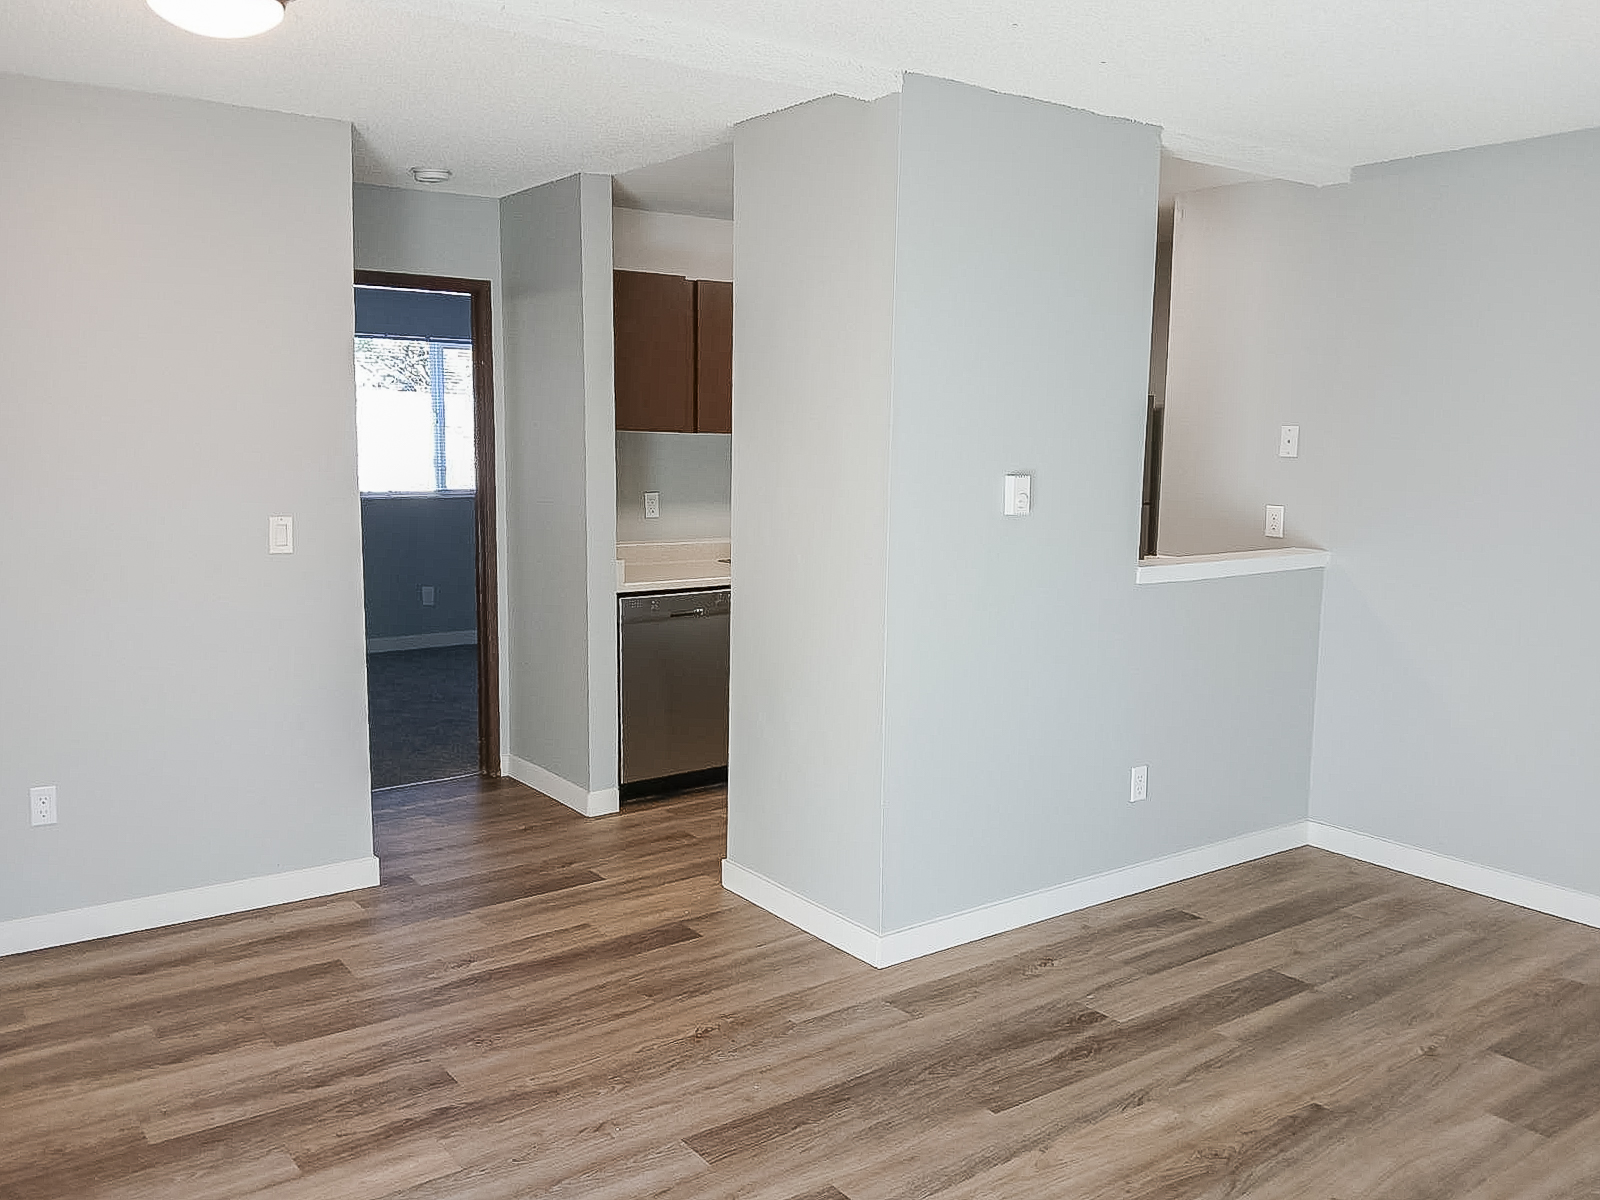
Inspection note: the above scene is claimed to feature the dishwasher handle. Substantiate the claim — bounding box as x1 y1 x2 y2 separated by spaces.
619 588 731 626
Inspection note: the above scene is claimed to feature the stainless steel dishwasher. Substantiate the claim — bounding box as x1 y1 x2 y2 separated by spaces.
618 587 731 796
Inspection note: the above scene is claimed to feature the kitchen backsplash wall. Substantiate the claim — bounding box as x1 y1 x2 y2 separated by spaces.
615 431 732 542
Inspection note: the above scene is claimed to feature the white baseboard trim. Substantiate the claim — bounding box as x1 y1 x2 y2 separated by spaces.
0 856 381 959
720 860 883 965
504 755 620 818
877 822 1311 967
366 630 477 653
723 821 1309 969
1307 821 1600 930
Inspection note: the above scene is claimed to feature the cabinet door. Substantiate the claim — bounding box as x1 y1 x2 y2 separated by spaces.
694 280 733 434
614 270 694 432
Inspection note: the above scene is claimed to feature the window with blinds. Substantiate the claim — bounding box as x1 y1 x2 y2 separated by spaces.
353 284 476 495
354 336 475 493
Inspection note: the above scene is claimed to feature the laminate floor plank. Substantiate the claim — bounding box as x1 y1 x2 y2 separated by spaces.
926 1099 1199 1200
850 1032 1244 1200
1455 1105 1600 1200
7 776 1600 1199
437 942 864 1094
683 996 1111 1165
1487 976 1600 1068
8 1142 303 1200
978 968 1312 1114
1085 904 1369 1022
1127 845 1374 923
1492 1039 1600 1136
1116 882 1381 974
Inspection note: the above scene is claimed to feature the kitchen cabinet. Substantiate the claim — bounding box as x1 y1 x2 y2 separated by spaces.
614 270 695 432
613 270 732 434
693 280 733 434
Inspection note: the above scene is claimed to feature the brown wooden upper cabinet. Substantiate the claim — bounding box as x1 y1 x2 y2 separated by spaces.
613 270 733 434
694 280 733 434
614 270 694 432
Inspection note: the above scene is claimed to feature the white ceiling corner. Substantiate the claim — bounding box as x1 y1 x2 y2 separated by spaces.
3 0 1598 199
1159 130 1346 189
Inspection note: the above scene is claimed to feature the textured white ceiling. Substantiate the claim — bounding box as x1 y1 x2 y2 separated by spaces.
4 0 1599 197
613 146 1261 222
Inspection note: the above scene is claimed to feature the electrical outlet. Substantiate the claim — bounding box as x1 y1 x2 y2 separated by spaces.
1130 765 1148 803
1265 505 1285 538
644 492 661 519
30 786 57 827
420 586 436 607
1003 473 1033 516
1279 425 1300 458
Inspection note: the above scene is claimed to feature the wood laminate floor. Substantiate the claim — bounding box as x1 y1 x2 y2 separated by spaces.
5 777 1600 1199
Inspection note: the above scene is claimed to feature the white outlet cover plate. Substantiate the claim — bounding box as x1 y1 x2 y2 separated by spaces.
644 491 661 519
1130 765 1148 803
1003 473 1033 516
1279 425 1300 457
30 785 58 826
1265 505 1285 538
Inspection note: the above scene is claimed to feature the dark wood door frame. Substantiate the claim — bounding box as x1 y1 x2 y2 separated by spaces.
355 269 501 777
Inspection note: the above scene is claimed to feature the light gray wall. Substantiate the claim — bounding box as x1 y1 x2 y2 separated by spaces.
615 432 732 542
578 176 621 792
0 75 372 922
359 496 477 639
612 208 734 280
351 183 508 712
354 184 502 281
876 75 1322 930
728 95 902 929
1157 181 1339 557
499 175 618 792
1162 127 1600 898
729 78 1326 938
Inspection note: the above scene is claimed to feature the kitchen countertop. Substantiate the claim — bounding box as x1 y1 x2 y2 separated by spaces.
616 539 731 594
1134 547 1330 585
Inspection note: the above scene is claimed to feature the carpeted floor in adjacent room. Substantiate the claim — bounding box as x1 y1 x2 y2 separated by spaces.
366 645 479 788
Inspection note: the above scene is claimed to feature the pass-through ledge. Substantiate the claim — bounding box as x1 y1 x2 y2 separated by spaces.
1136 547 1330 585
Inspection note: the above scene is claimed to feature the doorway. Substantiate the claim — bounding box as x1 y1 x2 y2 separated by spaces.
354 270 500 786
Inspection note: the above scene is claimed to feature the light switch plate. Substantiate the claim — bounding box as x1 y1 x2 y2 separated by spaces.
268 515 294 554
420 586 436 607
1279 425 1300 458
1003 473 1033 516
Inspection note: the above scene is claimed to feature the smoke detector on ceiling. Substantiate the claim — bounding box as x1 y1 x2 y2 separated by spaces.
411 168 454 185
147 0 287 39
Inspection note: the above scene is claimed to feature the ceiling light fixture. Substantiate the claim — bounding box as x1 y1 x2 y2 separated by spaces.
147 0 287 39
411 168 453 185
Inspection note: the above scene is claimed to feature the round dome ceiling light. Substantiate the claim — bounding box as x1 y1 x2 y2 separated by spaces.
411 168 454 185
147 0 287 39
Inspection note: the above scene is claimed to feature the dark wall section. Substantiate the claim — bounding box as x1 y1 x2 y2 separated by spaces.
355 286 471 341
361 494 477 641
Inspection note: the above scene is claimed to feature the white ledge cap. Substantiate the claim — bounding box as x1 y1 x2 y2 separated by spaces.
1136 547 1330 585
